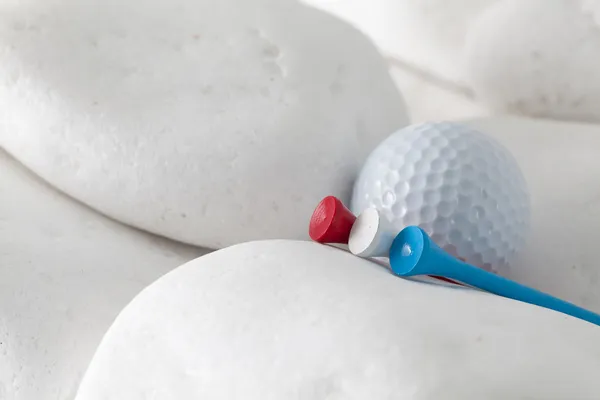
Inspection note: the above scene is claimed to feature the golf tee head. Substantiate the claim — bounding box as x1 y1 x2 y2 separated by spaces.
309 196 356 244
348 207 397 258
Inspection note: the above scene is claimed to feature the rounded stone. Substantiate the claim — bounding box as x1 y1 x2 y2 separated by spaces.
74 240 600 399
0 0 407 249
301 0 500 85
465 0 600 122
0 150 207 399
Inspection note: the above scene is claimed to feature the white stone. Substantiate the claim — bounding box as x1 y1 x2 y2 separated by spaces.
387 61 487 123
465 0 600 122
75 240 600 399
0 149 207 400
462 117 600 313
0 0 407 249
301 0 490 123
301 0 499 86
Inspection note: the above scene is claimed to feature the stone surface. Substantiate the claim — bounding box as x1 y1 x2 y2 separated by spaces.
305 0 600 125
0 149 207 400
0 0 407 249
301 0 489 123
301 0 499 86
387 60 486 123
462 117 600 313
75 240 600 399
465 0 600 122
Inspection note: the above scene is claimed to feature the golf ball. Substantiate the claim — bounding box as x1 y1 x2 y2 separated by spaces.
351 121 530 273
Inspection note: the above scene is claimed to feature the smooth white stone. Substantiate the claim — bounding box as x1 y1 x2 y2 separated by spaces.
0 0 407 249
0 149 207 400
466 0 600 122
301 0 500 86
387 61 487 123
76 240 600 399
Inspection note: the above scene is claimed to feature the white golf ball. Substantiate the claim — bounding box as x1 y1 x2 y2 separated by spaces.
351 121 530 273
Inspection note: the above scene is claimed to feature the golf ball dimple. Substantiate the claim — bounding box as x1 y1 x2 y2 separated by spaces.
351 122 530 273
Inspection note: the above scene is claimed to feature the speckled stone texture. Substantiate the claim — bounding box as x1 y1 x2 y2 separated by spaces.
0 149 206 400
0 0 407 249
465 0 600 122
305 0 600 124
